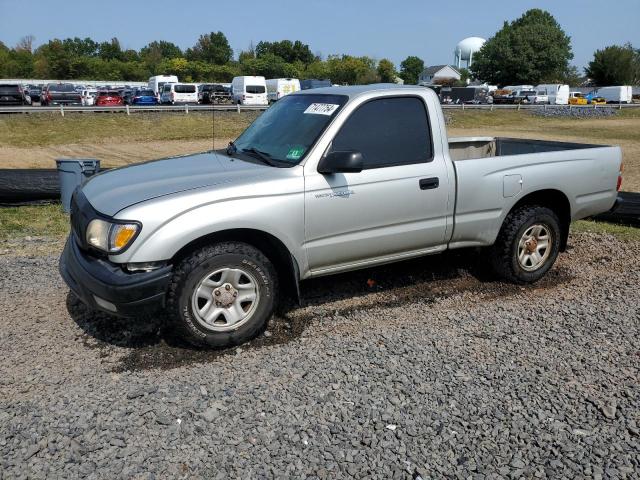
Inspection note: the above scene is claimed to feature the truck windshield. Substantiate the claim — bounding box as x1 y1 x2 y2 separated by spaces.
232 94 348 165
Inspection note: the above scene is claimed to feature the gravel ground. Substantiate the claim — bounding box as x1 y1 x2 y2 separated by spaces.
0 232 638 479
530 107 619 119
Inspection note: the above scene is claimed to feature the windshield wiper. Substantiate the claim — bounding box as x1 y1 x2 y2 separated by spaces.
241 147 279 167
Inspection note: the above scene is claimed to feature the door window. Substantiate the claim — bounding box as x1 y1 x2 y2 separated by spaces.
331 97 432 169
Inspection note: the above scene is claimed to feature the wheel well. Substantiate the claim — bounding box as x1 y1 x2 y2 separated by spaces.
508 189 571 251
171 229 300 303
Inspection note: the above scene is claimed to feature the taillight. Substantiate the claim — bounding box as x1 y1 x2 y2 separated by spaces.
617 163 624 191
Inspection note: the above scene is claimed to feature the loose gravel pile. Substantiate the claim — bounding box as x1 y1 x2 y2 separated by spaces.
530 106 619 119
1 232 639 479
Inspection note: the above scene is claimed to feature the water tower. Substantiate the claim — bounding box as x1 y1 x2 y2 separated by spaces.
454 37 486 69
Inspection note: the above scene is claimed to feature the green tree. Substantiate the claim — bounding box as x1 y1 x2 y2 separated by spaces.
399 56 424 85
325 55 378 85
240 52 301 79
34 39 74 77
303 61 330 80
377 58 397 83
62 37 99 57
585 43 639 86
255 40 315 64
186 32 232 64
471 9 573 85
140 40 182 59
457 67 470 85
98 38 124 61
140 41 182 75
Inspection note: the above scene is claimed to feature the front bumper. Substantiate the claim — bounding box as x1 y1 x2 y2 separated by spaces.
59 237 172 316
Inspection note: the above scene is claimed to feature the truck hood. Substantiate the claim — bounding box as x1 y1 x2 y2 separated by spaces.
82 151 272 216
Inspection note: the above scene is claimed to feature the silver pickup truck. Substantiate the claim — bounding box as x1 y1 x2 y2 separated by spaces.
60 84 623 347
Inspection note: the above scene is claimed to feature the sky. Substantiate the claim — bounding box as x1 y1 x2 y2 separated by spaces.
1 0 638 71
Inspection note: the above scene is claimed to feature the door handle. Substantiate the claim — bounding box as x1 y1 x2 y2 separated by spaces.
419 177 439 190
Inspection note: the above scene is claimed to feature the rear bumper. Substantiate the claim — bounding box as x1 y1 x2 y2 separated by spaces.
59 237 172 316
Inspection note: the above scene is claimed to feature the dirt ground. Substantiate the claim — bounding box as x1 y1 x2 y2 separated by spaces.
0 139 223 169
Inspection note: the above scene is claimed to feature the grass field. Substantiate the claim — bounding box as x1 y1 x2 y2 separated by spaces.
0 108 637 191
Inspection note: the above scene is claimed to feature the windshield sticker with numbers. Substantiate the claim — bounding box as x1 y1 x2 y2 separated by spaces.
286 146 306 160
303 103 340 115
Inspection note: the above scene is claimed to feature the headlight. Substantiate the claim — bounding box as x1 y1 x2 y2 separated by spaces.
86 219 140 253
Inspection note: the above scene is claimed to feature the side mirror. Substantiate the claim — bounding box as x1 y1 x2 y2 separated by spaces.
318 151 363 174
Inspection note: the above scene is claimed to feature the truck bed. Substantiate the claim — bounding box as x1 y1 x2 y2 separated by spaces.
447 136 621 249
449 136 603 161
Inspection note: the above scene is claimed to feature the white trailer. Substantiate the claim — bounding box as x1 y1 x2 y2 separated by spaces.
535 84 569 105
594 86 633 104
148 75 179 97
266 78 301 102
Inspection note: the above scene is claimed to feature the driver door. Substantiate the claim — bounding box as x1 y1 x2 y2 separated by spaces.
304 96 450 274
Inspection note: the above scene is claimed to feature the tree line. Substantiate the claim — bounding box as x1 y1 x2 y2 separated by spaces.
1 10 638 87
0 33 406 85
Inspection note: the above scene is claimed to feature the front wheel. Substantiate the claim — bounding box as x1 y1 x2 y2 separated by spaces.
490 205 561 284
167 242 278 348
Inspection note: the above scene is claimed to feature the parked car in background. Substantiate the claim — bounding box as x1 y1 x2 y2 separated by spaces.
300 79 332 90
148 75 179 98
535 84 570 105
511 88 537 104
121 89 136 105
231 76 268 105
199 84 232 104
266 78 301 103
60 85 624 349
95 90 124 106
160 83 198 104
81 88 97 106
25 85 42 103
569 92 588 105
0 84 26 105
594 86 633 104
130 89 159 105
41 83 82 106
589 96 607 105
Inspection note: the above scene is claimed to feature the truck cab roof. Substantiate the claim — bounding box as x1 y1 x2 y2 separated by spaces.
295 83 430 100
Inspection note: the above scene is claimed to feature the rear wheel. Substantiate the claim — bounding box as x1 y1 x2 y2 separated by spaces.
167 242 277 348
490 205 561 284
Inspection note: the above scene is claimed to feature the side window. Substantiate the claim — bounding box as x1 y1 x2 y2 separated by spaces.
331 97 432 169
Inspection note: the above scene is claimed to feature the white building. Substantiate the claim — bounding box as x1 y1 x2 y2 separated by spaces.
418 65 461 85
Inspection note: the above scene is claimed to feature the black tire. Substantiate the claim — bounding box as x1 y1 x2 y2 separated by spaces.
490 205 561 284
167 242 277 348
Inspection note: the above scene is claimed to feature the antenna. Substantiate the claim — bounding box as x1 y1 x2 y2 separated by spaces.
215 88 216 150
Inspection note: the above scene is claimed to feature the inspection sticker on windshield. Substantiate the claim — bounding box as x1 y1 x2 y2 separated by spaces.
304 103 340 115
286 146 306 160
